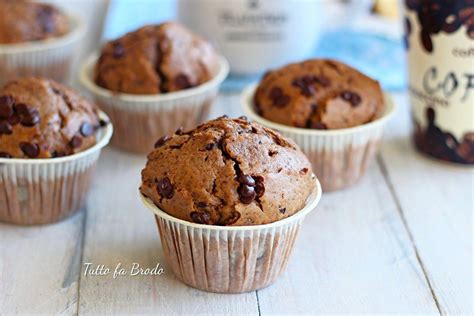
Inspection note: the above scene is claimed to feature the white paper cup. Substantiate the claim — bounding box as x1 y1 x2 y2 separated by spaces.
242 84 395 191
0 112 113 226
79 53 230 154
140 175 321 294
0 15 86 86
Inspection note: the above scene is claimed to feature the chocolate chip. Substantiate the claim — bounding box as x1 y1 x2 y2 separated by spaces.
196 202 207 209
37 6 54 33
8 114 20 126
0 152 11 158
273 95 290 108
15 103 40 127
238 185 256 204
190 211 210 224
0 120 12 135
175 74 192 89
20 142 39 158
157 177 174 199
218 115 229 119
253 176 265 198
269 87 283 100
154 135 170 148
70 136 82 148
205 143 216 150
237 174 255 186
175 127 184 135
80 122 94 137
99 119 108 127
314 75 331 87
222 211 241 225
112 42 125 58
292 77 316 97
52 151 66 158
340 91 361 107
300 167 309 175
0 96 14 118
279 207 286 214
310 121 327 130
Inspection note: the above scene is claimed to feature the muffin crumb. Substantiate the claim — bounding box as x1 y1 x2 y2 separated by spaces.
0 77 101 158
254 59 384 129
140 117 315 226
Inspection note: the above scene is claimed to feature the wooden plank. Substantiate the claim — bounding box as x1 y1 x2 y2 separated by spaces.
379 93 473 314
256 161 440 314
0 212 84 315
77 148 259 315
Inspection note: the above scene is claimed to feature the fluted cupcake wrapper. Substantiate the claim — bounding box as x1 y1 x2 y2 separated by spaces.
242 85 395 192
0 112 112 226
0 16 85 86
80 54 229 154
141 176 321 294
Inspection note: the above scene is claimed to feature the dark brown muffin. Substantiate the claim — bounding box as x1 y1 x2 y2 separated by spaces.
0 77 102 159
95 22 218 95
0 1 69 44
140 117 315 226
254 59 384 129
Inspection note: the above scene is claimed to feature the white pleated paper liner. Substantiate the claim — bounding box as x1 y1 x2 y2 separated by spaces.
140 175 322 293
0 15 86 86
79 53 230 154
242 84 395 192
0 112 113 226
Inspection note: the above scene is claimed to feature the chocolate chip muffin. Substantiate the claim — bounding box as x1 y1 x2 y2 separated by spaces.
0 1 69 44
140 116 315 226
0 77 102 159
95 22 218 94
254 59 384 129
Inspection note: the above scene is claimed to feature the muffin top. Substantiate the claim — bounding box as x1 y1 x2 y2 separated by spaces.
254 59 384 129
0 1 69 44
140 117 315 226
95 22 219 95
0 77 102 159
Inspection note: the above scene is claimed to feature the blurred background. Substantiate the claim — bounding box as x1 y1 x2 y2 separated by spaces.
45 0 405 92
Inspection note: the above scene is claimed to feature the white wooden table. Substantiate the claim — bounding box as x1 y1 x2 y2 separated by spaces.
0 92 472 315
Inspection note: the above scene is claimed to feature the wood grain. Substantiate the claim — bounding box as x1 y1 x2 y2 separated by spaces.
256 161 440 314
379 94 473 314
0 212 84 315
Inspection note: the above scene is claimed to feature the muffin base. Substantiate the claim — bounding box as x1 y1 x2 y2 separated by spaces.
141 177 321 294
98 96 214 154
0 16 85 86
0 56 72 87
0 159 97 226
306 140 381 192
155 215 302 293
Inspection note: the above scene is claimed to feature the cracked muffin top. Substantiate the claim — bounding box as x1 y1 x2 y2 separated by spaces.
254 59 384 129
140 116 315 226
0 1 69 44
0 77 103 159
95 22 218 95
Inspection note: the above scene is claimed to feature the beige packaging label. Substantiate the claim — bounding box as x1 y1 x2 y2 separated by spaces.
406 9 474 139
404 3 474 164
